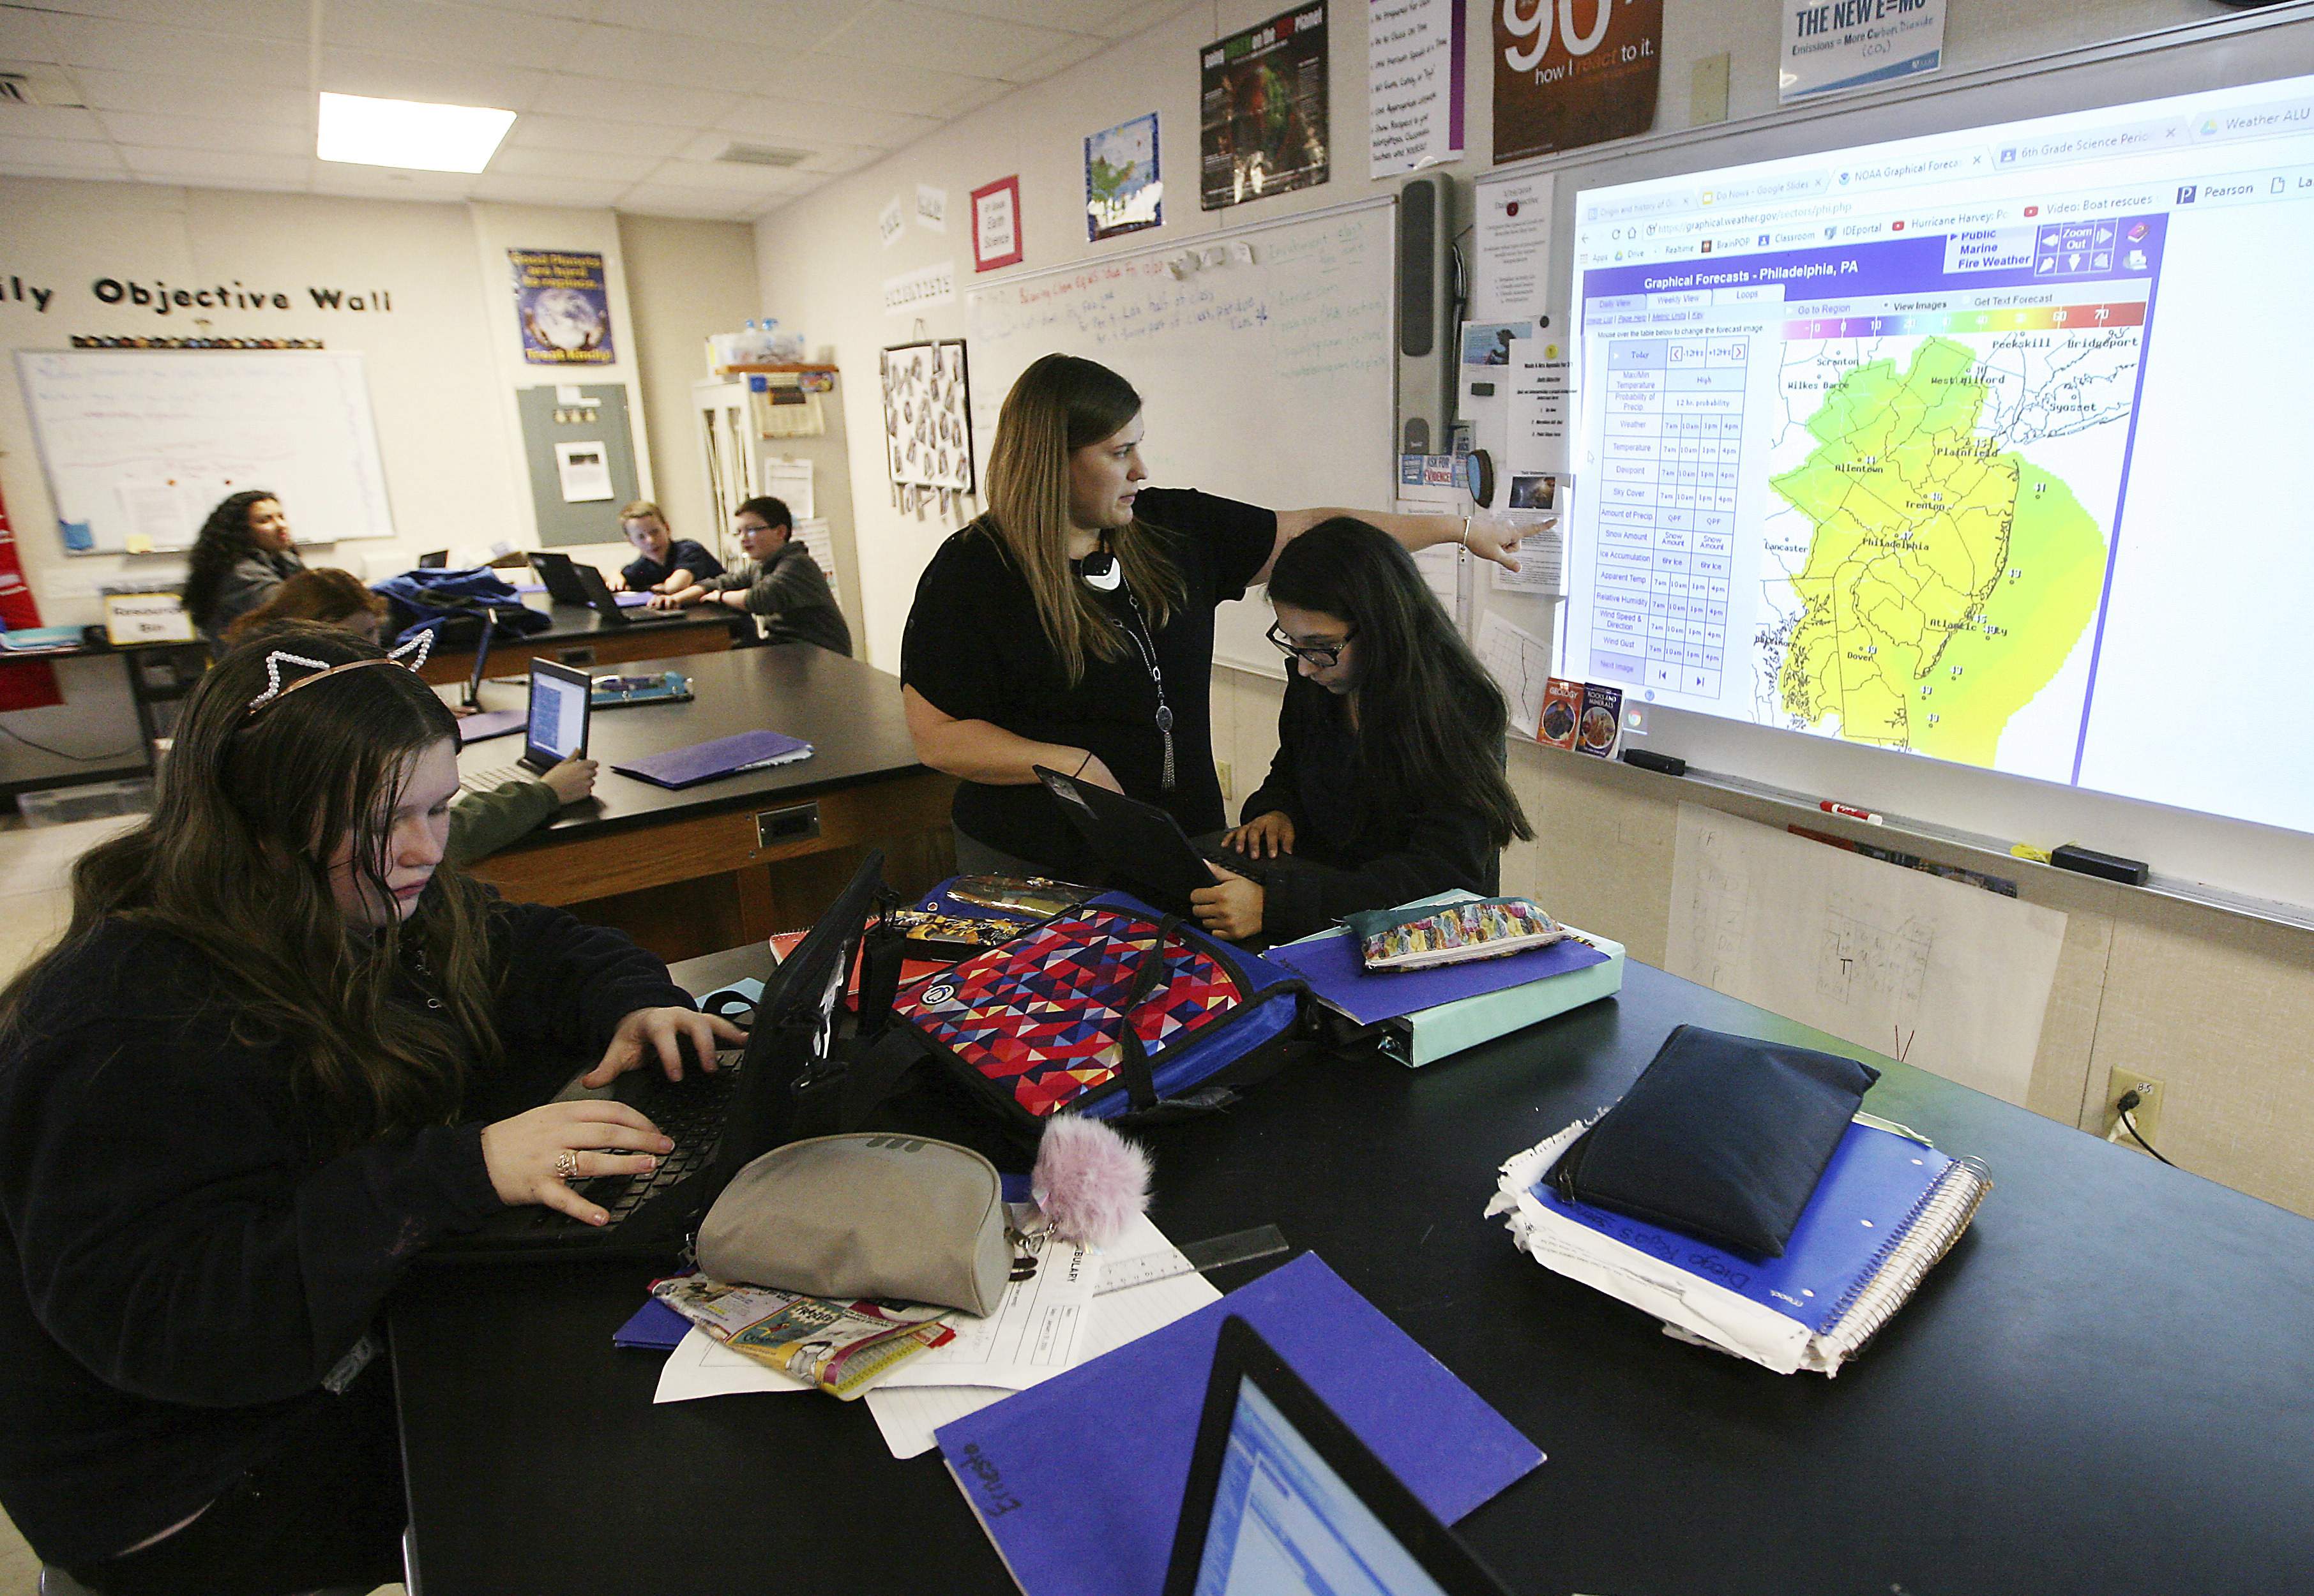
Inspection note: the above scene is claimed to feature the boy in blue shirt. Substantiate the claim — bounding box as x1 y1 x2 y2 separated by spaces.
612 500 724 594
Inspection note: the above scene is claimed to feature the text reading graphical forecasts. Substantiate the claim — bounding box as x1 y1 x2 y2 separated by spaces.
1587 335 1750 698
1758 319 2137 772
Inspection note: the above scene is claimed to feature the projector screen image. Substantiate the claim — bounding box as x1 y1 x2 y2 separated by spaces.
1565 72 2314 836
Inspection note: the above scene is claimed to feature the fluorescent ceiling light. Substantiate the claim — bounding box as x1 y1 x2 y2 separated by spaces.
317 91 515 173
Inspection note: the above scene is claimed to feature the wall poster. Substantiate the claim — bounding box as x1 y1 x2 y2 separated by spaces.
1200 3 1330 211
881 339 975 495
1085 113 1163 242
1780 0 1946 102
1492 0 1661 164
972 175 1024 272
508 248 614 366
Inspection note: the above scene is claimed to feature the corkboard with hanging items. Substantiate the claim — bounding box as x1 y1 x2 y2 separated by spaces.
879 338 974 518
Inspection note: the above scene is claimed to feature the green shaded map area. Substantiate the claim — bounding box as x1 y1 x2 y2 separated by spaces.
1771 337 2108 767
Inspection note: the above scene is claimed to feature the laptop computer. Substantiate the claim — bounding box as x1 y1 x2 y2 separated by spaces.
568 558 690 626
462 657 590 790
1163 1316 1515 1596
1032 764 1301 914
526 548 595 606
425 850 887 1263
417 548 450 569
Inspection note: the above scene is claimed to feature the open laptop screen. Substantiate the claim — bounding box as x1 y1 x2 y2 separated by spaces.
524 659 590 767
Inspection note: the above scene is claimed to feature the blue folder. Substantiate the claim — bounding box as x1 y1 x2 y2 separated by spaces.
610 730 812 788
1535 1119 1956 1336
934 1252 1542 1596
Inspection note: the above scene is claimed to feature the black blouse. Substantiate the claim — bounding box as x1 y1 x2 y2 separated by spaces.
1239 674 1501 940
902 488 1276 876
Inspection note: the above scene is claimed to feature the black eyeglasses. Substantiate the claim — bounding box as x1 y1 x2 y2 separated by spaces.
1266 622 1356 667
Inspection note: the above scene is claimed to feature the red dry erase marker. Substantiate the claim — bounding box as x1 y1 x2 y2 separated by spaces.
1820 801 1884 825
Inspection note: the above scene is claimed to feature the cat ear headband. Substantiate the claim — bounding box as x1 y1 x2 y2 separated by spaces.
245 628 434 715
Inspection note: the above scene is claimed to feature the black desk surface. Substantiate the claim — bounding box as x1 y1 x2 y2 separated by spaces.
462 594 749 649
391 957 2314 1596
457 644 925 844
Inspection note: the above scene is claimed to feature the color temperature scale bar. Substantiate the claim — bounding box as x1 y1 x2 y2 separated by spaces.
1781 302 2149 338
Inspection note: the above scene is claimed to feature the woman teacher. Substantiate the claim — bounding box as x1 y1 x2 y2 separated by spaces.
901 354 1520 880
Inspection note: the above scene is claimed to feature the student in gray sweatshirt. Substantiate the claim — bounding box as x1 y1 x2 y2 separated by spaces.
651 495 851 655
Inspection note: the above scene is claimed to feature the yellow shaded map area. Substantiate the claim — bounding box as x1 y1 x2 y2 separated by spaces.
1771 338 2108 765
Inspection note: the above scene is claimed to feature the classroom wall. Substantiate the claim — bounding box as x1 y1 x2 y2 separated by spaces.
753 0 2314 1215
0 179 755 785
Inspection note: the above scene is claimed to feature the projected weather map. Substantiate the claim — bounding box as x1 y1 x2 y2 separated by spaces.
1564 72 2314 836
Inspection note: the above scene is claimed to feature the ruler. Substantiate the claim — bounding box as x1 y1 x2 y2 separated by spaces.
1093 1224 1289 1295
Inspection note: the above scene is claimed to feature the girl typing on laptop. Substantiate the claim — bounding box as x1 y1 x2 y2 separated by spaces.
1193 518 1534 944
0 624 741 1595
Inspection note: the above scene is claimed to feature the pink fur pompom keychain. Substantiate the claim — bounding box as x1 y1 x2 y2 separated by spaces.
1031 1114 1151 1247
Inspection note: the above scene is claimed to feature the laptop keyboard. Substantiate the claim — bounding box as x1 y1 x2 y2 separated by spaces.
1198 844 1284 887
462 764 529 792
573 1053 742 1226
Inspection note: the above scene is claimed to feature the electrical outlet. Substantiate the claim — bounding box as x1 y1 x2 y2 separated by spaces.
2105 1066 2165 1152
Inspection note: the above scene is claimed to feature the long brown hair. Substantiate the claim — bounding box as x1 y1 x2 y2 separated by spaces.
0 624 503 1154
182 488 279 632
983 354 1183 684
1267 518 1535 848
223 567 386 644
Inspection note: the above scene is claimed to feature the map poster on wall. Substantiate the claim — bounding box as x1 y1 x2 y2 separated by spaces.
509 249 614 366
881 340 975 494
1086 113 1163 243
1780 0 1945 103
1200 3 1330 211
1493 0 1661 164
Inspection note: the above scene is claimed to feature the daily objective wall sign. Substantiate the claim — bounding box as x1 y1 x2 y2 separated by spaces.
880 340 975 513
1200 3 1331 211
1493 0 1662 163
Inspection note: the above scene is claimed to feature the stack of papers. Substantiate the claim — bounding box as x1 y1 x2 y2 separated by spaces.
1487 1115 1990 1376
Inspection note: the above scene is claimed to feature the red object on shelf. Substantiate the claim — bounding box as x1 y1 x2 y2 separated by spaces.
0 485 63 713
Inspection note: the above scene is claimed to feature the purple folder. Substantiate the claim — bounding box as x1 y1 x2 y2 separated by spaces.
934 1253 1541 1596
614 590 653 608
610 729 812 788
457 709 527 744
1267 927 1609 1027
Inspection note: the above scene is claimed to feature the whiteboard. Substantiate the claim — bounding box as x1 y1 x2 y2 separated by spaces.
13 349 395 555
965 196 1398 677
1473 9 2314 910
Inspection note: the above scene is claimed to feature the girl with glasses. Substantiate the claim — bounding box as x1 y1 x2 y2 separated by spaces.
901 354 1522 882
1197 516 1534 943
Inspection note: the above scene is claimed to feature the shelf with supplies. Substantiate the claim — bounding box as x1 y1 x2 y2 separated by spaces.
711 363 838 377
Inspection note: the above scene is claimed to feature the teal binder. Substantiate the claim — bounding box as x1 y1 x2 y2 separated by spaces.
1272 891 1625 1069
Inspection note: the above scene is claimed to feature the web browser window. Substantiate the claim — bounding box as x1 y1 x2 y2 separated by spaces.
1564 73 2314 833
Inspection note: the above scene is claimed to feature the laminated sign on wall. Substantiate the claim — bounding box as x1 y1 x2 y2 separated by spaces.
1493 0 1662 163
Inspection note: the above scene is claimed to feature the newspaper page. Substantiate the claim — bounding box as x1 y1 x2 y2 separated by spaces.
652 1276 955 1401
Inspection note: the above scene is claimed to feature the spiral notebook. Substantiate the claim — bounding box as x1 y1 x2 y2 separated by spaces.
1489 1116 1988 1376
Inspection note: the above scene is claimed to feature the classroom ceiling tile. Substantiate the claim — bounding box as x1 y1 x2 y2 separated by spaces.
713 96 941 153
525 72 740 129
120 146 314 186
40 0 312 41
597 0 865 48
315 50 548 113
96 110 312 157
68 68 315 126
504 112 690 158
819 3 1075 82
796 143 882 177
309 163 481 201
1098 0 1207 40
0 9 57 63
780 52 995 118
558 21 794 88
464 0 616 20
615 185 760 221
0 103 103 141
40 13 307 82
487 142 658 183
633 157 810 197
923 0 1146 32
939 78 1014 122
0 131 123 173
1002 32 1107 86
321 0 585 73
468 170 633 207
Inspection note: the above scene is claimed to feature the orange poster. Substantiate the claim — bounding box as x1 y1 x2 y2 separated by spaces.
1493 0 1662 164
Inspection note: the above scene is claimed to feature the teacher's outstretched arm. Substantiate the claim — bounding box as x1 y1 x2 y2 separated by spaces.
1258 507 1524 583
903 685 1124 792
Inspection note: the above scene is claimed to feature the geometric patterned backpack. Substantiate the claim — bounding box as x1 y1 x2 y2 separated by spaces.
893 892 1304 1133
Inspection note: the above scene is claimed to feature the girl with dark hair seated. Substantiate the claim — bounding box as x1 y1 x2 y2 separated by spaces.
1192 516 1536 944
0 623 741 1595
182 489 306 646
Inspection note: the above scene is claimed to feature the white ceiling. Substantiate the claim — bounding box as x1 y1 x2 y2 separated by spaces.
0 0 1200 219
